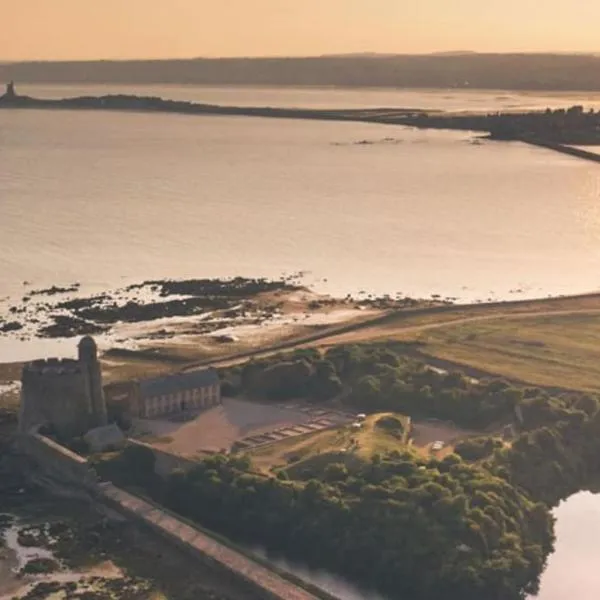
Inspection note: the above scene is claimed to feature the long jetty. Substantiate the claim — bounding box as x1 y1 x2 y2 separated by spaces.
521 138 600 164
99 483 330 600
18 429 335 600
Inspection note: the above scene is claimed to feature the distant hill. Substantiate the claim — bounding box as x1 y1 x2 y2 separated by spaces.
4 53 600 91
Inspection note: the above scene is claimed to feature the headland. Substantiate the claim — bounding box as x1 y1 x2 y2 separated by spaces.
6 281 600 599
4 82 600 158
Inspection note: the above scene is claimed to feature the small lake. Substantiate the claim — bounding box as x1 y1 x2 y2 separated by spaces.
534 492 600 600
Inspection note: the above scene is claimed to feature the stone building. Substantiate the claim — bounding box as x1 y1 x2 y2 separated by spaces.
1 81 16 101
19 336 108 440
105 369 221 420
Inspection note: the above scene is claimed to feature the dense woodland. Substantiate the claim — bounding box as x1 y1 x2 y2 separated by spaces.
230 344 524 429
165 453 552 600
107 344 600 599
6 53 600 91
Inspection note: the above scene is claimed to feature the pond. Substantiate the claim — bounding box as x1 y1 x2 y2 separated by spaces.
535 492 600 600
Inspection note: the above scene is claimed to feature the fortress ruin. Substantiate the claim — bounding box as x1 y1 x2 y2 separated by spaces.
19 336 108 439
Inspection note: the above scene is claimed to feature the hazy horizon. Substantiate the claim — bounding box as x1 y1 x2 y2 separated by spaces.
5 0 600 62
4 51 600 64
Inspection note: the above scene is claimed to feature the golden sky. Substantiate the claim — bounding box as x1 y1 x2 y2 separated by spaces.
3 0 600 61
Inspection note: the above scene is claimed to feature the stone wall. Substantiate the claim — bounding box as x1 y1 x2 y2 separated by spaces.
18 433 331 600
18 428 99 490
99 483 322 600
126 439 201 477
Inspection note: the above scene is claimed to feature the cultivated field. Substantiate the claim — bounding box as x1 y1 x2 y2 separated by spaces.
409 313 600 392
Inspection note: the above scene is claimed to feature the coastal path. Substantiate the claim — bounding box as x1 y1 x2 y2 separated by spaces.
181 295 600 368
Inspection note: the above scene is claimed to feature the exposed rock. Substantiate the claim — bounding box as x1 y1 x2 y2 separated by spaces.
38 316 108 338
20 557 60 575
0 320 23 332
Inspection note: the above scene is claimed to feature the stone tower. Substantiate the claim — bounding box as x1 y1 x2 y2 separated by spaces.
19 358 92 439
4 81 15 99
78 336 108 428
19 336 108 440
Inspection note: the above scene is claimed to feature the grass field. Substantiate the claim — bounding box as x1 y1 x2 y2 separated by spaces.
248 413 411 476
410 312 600 392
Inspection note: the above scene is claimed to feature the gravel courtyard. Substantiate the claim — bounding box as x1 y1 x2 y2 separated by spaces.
131 397 329 455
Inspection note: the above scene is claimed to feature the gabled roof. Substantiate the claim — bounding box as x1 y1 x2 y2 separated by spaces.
139 368 219 398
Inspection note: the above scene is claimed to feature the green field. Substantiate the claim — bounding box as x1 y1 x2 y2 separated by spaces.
248 413 411 477
412 312 600 392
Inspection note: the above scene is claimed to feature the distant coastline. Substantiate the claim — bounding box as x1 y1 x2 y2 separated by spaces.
6 53 600 91
0 86 426 125
4 85 600 150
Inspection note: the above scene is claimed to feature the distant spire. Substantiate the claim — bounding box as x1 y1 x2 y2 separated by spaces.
5 81 16 99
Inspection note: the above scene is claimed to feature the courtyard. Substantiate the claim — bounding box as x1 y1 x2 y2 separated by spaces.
130 397 354 456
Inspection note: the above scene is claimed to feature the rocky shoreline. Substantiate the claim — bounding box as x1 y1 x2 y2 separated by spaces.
0 444 266 600
0 276 436 352
1 276 305 341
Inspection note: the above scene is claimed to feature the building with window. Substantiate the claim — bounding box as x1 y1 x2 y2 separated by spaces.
105 368 221 420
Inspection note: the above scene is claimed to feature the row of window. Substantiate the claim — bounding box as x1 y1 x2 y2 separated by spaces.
141 386 220 418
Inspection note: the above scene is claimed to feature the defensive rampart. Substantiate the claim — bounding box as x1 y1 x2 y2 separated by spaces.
18 428 99 489
126 439 201 477
18 434 332 599
99 483 324 600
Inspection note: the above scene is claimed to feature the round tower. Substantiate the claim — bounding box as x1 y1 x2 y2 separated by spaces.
78 336 108 428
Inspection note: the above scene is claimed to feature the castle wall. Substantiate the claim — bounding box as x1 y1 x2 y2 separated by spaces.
99 483 321 600
127 439 200 477
18 432 326 600
18 429 99 490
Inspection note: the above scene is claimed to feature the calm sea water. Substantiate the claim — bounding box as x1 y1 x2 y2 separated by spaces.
2 85 600 305
18 83 600 112
3 85 600 599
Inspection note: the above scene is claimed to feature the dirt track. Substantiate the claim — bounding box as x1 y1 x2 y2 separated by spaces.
180 293 600 373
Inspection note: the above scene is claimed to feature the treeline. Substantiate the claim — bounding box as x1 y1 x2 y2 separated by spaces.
229 344 524 429
157 366 600 600
7 54 600 91
105 343 600 600
164 452 552 600
489 393 600 506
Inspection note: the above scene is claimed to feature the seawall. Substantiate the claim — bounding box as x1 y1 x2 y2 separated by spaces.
523 139 600 163
17 433 332 600
126 438 201 477
99 483 323 600
17 428 99 490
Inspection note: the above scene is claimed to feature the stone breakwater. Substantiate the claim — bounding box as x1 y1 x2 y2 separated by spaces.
16 430 334 600
100 483 324 600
